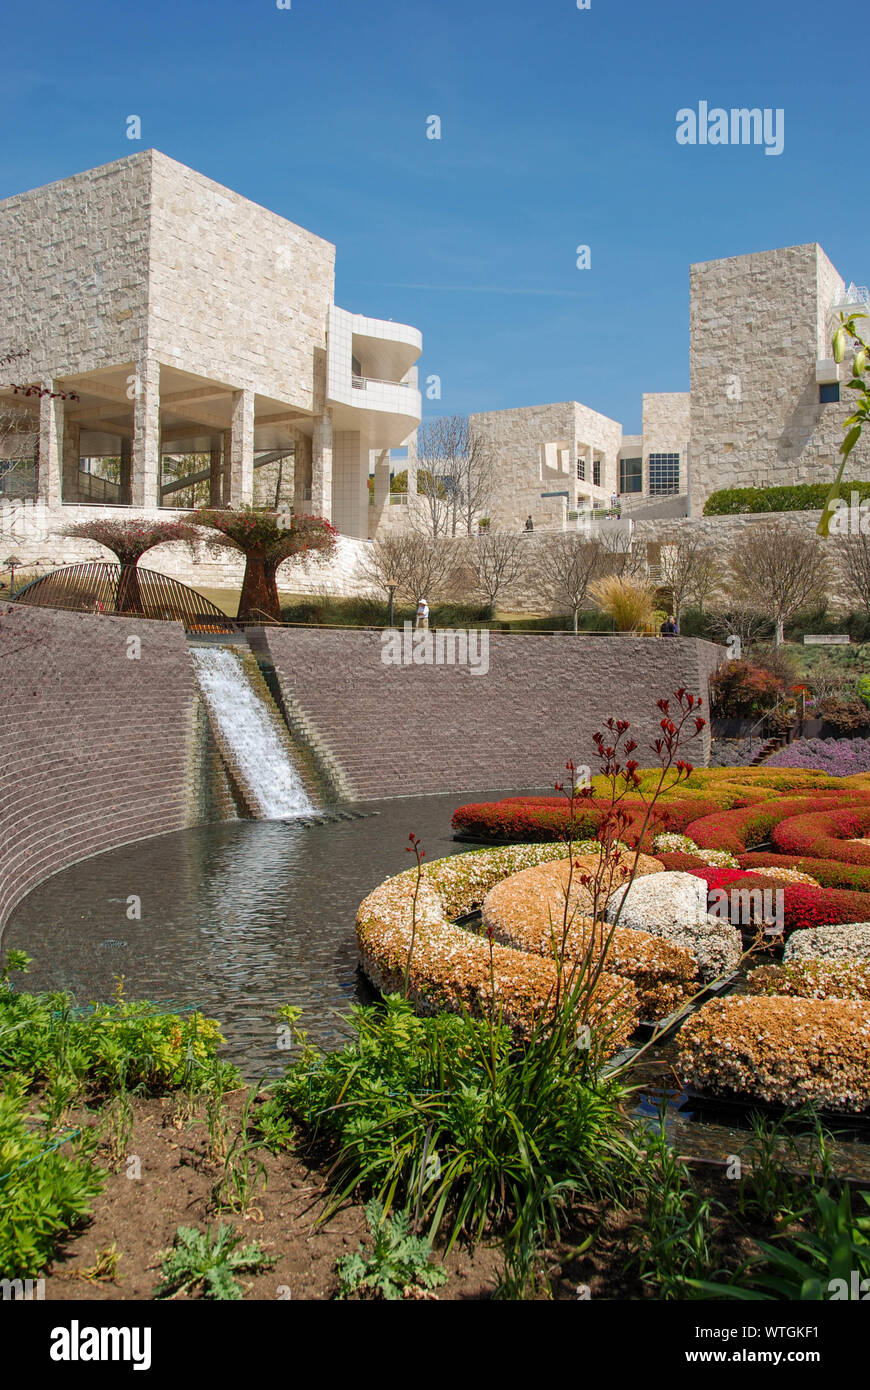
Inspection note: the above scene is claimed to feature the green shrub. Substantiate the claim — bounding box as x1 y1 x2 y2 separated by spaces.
0 1079 103 1278
0 959 237 1097
257 996 627 1255
704 482 870 515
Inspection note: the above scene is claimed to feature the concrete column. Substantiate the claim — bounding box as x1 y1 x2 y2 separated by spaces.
37 387 63 508
228 389 255 506
311 410 333 519
118 434 132 505
62 420 81 504
131 358 161 507
406 431 418 495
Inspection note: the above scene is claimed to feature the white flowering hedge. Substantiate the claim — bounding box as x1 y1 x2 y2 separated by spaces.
356 844 638 1050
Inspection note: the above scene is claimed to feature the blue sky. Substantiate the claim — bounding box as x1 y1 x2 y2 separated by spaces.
0 0 858 433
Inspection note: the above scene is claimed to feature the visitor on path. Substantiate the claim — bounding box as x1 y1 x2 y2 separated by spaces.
525 516 534 531
416 597 429 630
610 492 618 510
660 613 678 636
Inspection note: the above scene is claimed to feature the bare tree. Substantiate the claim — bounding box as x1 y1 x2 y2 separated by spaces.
415 416 494 538
657 532 721 624
837 533 870 615
726 524 831 646
363 531 457 606
686 546 723 614
598 529 648 581
707 602 771 650
462 530 529 617
539 534 604 633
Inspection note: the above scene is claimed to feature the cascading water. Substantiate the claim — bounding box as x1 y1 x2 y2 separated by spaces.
190 647 314 820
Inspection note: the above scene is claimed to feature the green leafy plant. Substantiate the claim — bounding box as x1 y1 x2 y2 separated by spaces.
153 1223 274 1301
0 1080 104 1278
336 1200 447 1300
688 1186 870 1300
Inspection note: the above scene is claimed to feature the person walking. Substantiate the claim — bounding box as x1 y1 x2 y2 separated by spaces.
524 515 534 532
415 597 429 630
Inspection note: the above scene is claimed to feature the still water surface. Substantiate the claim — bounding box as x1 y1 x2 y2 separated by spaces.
8 794 870 1176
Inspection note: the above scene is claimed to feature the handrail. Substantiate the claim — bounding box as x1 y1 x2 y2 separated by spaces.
747 694 797 753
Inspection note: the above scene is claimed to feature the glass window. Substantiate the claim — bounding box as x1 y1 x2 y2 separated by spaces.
576 458 585 481
649 452 680 496
819 383 840 404
619 457 642 493
593 459 601 487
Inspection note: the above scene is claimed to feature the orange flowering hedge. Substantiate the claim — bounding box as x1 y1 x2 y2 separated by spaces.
678 995 870 1112
356 844 638 1053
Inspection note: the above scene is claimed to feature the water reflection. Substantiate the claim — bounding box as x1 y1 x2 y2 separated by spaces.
7 793 475 1076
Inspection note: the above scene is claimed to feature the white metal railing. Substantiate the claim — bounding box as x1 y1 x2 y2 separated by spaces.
352 375 415 391
833 283 870 309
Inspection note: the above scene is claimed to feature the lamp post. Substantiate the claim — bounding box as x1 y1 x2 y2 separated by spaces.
386 582 397 628
4 555 23 598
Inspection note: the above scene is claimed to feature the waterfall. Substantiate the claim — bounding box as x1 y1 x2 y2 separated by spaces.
190 647 314 820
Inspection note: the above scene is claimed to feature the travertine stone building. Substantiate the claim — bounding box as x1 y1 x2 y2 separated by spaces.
0 150 421 540
471 242 869 531
688 242 870 514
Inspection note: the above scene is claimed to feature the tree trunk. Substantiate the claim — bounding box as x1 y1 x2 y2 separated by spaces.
238 554 282 623
573 606 579 634
116 562 143 614
774 617 784 647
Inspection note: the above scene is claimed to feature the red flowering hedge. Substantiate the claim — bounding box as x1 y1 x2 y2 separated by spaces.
771 806 870 865
685 793 870 855
738 853 870 893
451 796 721 846
683 866 870 935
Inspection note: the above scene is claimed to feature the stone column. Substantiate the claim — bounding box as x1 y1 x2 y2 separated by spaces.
228 389 255 506
372 448 391 532
118 434 132 505
406 431 418 495
293 431 312 512
62 419 81 504
131 358 161 507
37 387 63 508
209 442 223 506
311 411 333 519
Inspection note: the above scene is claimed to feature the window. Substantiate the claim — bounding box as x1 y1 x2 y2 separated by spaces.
819 382 840 404
593 459 601 487
649 452 680 496
576 458 585 481
619 457 642 494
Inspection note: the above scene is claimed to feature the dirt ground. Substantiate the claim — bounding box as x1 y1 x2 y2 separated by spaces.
41 1093 504 1302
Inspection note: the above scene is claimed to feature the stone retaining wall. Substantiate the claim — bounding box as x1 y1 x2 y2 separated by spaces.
263 629 723 801
0 605 200 934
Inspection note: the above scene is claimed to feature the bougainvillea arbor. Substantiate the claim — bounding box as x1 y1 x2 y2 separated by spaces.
61 517 199 613
195 508 337 622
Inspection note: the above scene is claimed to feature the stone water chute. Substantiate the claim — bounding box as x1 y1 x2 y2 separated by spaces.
190 646 314 820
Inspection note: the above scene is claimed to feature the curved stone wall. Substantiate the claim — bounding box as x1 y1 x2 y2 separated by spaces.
0 604 199 934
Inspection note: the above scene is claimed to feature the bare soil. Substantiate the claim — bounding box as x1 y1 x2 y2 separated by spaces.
40 1092 504 1302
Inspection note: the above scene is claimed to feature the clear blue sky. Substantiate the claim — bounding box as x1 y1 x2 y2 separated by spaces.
1 0 859 433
